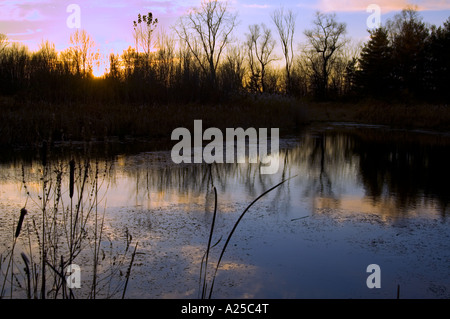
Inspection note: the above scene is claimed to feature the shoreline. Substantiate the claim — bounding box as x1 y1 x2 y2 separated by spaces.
1 96 449 149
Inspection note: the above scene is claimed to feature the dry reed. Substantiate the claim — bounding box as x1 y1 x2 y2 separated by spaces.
199 175 297 299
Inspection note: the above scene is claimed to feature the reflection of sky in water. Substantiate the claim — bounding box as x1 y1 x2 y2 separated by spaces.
1 125 450 298
97 130 449 220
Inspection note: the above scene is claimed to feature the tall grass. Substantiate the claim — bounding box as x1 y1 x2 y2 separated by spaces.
4 96 449 149
0 146 138 299
303 99 450 131
0 94 306 147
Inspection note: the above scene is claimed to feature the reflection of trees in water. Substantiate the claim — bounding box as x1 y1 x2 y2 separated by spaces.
283 131 357 203
282 128 450 217
352 129 450 216
120 157 285 204
2 128 449 218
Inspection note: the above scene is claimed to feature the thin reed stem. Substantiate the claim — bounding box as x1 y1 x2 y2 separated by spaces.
21 253 31 299
122 242 138 299
208 175 297 299
200 186 218 299
1 207 28 298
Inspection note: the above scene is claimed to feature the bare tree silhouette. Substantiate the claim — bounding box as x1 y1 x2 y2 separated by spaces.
174 0 237 89
133 12 158 57
245 23 277 93
304 11 348 97
272 7 297 93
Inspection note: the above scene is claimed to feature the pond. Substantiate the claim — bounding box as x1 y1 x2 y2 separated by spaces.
1 123 449 299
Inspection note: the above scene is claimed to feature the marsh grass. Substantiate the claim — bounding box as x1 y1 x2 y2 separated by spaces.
2 95 448 149
0 145 139 299
304 99 450 131
0 94 306 147
356 102 450 130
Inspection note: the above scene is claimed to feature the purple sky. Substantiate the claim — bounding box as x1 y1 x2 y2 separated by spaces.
1 0 450 73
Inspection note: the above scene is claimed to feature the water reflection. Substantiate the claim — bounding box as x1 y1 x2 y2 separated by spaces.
122 126 449 220
1 124 450 298
1 125 449 220
352 128 450 216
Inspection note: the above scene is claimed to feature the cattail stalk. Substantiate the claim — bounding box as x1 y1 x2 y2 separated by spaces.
15 208 27 238
1 208 28 297
69 159 75 199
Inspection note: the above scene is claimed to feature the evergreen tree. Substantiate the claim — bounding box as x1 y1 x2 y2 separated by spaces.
427 18 450 101
357 27 392 97
388 8 429 98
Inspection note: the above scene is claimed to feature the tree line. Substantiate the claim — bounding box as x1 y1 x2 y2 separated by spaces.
0 1 449 105
357 8 450 102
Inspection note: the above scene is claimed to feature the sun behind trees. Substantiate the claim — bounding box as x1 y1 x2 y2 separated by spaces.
0 5 449 107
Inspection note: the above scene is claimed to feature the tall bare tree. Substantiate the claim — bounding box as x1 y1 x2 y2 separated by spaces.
272 7 297 93
246 23 277 93
69 29 98 76
304 11 348 97
133 12 158 57
174 0 237 88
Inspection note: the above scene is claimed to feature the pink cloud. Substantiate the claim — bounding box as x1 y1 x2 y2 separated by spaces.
317 0 450 13
242 4 271 9
0 0 50 21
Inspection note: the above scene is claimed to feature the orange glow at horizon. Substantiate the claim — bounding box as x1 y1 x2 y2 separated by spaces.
1 0 449 70
92 66 107 78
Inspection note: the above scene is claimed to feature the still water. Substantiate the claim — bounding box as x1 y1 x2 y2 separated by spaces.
1 123 449 298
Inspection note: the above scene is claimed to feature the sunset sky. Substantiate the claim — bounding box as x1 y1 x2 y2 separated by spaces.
1 0 450 66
